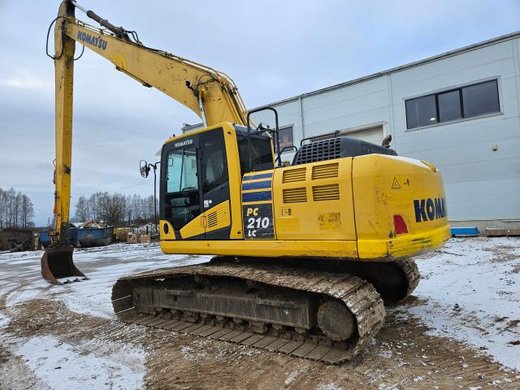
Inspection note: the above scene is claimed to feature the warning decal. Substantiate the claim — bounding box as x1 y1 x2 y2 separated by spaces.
391 177 401 189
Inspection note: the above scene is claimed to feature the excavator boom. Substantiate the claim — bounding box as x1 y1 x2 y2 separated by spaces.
63 1 248 126
42 0 249 283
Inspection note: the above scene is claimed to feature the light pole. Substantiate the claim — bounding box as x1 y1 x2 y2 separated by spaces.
140 160 160 234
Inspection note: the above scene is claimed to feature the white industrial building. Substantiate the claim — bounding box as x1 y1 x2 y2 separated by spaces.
251 32 520 232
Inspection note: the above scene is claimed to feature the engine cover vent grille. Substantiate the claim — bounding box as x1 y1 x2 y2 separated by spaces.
293 138 341 165
283 168 306 183
207 212 218 228
312 184 340 201
283 188 307 203
292 136 397 165
312 163 339 180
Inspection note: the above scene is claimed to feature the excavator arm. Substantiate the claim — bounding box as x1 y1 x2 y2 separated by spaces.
58 0 248 126
42 0 249 283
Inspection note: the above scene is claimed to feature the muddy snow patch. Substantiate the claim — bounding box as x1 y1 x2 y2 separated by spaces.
7 334 146 389
0 312 9 327
284 370 300 386
316 385 344 390
35 246 208 319
5 285 46 307
406 237 520 371
180 338 212 362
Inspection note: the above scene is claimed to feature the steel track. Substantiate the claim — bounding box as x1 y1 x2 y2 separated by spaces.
112 263 386 364
395 258 420 300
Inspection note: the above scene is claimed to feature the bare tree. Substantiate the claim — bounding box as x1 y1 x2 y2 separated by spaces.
0 189 7 228
0 188 35 228
21 195 34 228
75 196 90 222
78 192 126 226
100 193 127 227
74 192 157 227
6 188 16 227
88 192 103 221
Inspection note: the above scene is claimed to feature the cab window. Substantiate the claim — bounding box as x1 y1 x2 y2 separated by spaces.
167 148 198 192
237 134 274 174
164 147 200 229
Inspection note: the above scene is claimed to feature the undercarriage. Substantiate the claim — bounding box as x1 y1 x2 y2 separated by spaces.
111 258 418 364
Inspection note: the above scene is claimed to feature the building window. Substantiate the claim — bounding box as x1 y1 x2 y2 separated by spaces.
406 95 437 128
276 125 294 153
462 81 500 118
438 90 461 122
405 80 500 129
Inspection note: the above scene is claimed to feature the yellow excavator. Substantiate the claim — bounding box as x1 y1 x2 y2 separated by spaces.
43 0 450 363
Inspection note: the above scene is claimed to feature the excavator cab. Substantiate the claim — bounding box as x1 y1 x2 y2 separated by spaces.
41 243 86 284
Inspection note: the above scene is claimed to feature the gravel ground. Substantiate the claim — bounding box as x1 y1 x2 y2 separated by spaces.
0 238 519 389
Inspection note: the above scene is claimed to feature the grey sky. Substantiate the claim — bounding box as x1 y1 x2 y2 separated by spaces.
0 0 519 226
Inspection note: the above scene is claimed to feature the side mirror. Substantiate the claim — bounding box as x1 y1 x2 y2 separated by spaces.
140 160 150 178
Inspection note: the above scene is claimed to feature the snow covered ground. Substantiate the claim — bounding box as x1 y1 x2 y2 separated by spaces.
404 237 520 370
6 334 146 390
0 238 519 388
1 243 209 317
0 243 209 389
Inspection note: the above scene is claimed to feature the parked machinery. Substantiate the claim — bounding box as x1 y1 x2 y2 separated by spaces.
45 0 449 362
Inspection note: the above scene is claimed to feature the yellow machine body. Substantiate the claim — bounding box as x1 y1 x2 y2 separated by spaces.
159 124 449 261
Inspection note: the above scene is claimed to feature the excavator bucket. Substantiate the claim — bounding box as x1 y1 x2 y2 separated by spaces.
41 245 87 284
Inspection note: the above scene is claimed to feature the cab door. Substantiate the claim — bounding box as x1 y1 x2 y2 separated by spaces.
161 127 231 240
162 140 203 239
199 128 231 239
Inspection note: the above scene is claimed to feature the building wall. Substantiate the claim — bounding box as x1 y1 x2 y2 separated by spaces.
255 35 520 229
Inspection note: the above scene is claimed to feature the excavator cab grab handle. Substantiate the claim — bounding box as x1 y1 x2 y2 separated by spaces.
247 106 282 167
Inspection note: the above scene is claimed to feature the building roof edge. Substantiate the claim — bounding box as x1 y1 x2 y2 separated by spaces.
253 31 520 109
